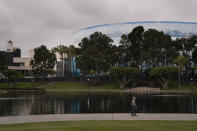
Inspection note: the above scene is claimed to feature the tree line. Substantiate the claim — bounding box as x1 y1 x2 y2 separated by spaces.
1 26 197 89
75 26 197 89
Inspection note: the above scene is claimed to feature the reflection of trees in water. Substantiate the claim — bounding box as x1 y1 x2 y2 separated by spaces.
29 93 197 114
35 93 197 114
129 94 197 113
0 100 13 116
1 92 125 115
195 96 197 113
0 92 197 116
191 94 197 113
85 92 104 113
86 92 129 113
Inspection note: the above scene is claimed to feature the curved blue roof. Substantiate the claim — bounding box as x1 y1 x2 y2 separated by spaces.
77 21 197 32
72 21 197 43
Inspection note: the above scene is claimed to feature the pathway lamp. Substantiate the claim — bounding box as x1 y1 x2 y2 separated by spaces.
33 79 35 88
190 78 194 112
87 78 90 91
87 77 90 111
190 78 194 90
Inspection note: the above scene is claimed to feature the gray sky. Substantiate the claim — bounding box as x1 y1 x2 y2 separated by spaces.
0 0 197 56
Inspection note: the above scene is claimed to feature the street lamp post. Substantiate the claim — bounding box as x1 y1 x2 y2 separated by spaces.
33 79 35 88
190 78 194 91
190 78 194 113
87 78 90 111
87 78 90 91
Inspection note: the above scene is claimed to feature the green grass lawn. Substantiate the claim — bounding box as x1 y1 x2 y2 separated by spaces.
162 81 197 91
45 81 88 90
45 81 121 90
0 82 42 89
0 121 197 131
93 82 120 90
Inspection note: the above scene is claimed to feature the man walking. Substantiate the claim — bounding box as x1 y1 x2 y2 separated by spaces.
131 96 137 116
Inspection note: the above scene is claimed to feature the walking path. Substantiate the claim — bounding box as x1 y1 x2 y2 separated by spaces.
0 113 197 124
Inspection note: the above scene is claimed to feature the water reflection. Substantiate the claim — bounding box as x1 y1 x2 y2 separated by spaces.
0 92 197 116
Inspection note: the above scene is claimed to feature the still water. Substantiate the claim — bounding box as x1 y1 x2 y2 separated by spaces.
0 92 197 116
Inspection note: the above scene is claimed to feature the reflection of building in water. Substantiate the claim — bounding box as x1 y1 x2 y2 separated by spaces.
10 96 33 116
100 99 105 112
30 95 82 114
70 101 80 113
87 97 90 110
99 98 111 113
194 96 197 113
87 93 112 113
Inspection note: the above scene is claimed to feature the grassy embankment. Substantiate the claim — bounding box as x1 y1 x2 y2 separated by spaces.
45 81 197 91
0 121 197 131
163 81 197 91
45 81 121 90
0 82 43 89
1 81 197 91
0 81 121 91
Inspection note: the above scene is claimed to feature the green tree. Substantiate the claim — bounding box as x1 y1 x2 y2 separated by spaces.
119 26 176 68
182 35 197 57
2 70 24 88
192 47 197 77
118 35 129 65
128 26 144 67
52 45 68 77
192 47 197 64
143 29 174 67
0 52 6 72
150 66 178 89
76 32 115 76
108 66 140 88
160 35 177 65
30 45 56 77
174 35 197 81
173 56 189 89
119 26 144 67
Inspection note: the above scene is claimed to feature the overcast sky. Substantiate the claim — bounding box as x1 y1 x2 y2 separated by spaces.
0 0 197 56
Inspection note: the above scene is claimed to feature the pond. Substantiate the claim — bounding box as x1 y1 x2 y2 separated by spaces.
0 91 197 116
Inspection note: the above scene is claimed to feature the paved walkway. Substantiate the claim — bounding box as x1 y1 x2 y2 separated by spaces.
0 113 197 124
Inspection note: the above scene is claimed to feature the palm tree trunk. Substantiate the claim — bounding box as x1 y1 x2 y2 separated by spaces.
178 66 181 89
61 54 64 77
70 58 72 76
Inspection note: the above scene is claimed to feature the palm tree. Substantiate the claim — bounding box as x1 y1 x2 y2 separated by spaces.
173 55 189 89
52 45 68 77
66 45 76 76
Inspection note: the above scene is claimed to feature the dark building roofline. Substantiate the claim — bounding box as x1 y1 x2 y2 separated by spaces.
8 40 13 43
